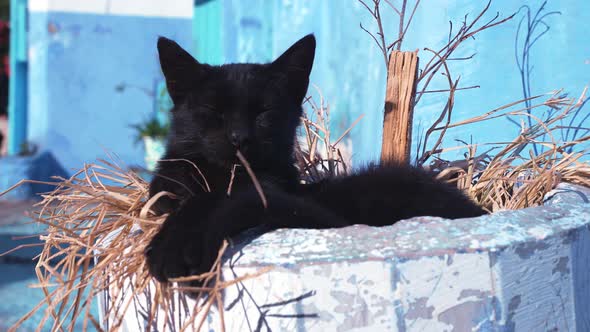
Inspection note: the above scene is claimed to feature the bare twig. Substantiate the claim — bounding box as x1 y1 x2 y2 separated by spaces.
296 87 355 182
236 150 268 209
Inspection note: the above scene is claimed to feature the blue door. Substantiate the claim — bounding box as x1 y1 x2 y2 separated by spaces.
193 0 223 65
8 0 27 155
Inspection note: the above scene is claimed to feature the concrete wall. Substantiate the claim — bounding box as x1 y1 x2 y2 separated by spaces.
17 0 590 174
100 183 590 331
217 0 590 165
26 0 193 172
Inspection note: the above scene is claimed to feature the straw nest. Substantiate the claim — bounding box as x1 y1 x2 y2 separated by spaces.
1 89 589 332
2 158 273 331
430 89 590 212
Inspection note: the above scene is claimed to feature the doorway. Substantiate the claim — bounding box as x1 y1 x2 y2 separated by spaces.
0 0 27 157
0 0 8 156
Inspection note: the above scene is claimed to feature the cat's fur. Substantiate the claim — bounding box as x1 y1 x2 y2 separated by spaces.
145 35 486 284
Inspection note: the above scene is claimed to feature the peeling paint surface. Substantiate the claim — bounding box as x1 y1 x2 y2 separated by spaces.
229 200 590 268
101 184 590 331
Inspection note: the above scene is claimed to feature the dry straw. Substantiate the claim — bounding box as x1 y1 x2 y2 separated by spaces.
431 88 590 212
1 158 269 332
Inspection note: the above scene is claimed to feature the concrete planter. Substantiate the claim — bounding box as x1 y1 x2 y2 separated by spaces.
143 137 166 172
99 183 590 331
0 151 68 201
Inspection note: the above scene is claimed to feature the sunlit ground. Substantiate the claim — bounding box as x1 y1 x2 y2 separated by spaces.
0 201 99 331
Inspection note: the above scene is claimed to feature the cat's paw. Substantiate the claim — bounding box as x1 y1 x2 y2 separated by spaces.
145 203 223 289
145 216 190 282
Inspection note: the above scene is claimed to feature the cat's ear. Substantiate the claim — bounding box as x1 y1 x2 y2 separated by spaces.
270 34 316 103
157 37 207 105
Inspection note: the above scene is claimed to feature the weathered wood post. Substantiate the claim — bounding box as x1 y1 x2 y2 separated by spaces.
380 51 419 164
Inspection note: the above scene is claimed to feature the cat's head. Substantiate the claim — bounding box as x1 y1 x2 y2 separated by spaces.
157 34 316 170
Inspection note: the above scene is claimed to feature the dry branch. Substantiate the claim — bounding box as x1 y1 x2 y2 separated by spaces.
296 88 358 182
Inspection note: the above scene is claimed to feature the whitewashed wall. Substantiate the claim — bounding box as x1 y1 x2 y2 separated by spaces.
28 0 193 18
100 183 590 331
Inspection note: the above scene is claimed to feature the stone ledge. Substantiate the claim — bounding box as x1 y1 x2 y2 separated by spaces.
100 183 590 331
230 200 589 267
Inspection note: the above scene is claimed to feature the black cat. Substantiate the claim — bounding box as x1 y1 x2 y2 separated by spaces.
145 34 486 286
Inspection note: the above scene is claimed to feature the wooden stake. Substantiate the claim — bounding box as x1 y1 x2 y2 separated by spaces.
380 51 419 165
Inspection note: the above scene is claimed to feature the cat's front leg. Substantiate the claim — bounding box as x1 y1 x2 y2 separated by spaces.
145 193 224 283
145 186 351 290
145 193 261 287
154 187 351 280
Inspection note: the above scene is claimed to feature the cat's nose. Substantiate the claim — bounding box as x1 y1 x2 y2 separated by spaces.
230 132 249 147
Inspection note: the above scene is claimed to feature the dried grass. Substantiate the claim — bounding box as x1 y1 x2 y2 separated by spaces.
431 88 590 212
1 159 269 332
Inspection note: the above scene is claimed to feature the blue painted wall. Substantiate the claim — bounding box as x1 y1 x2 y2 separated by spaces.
215 0 589 165
8 0 28 155
14 0 590 175
26 7 192 173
